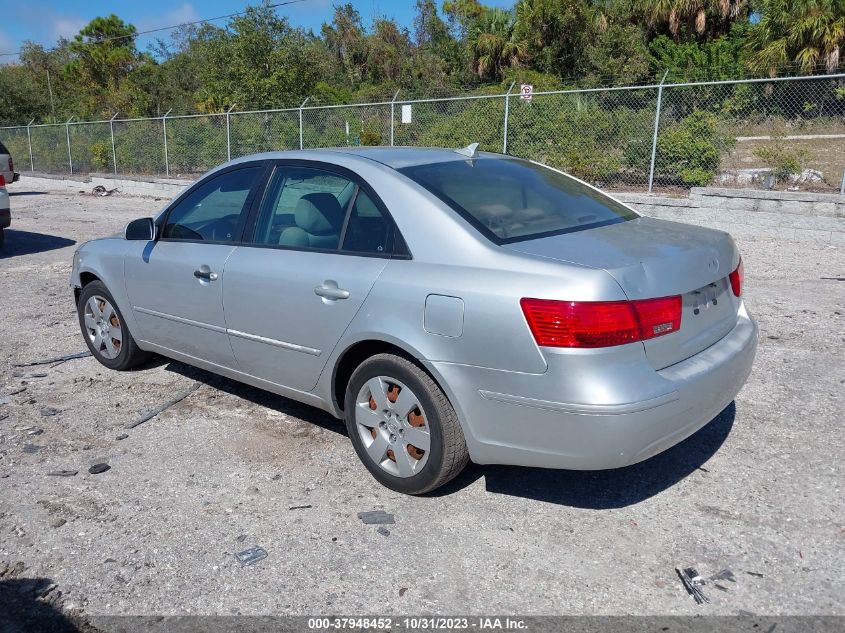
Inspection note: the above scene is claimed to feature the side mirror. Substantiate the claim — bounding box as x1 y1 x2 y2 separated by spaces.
124 217 156 241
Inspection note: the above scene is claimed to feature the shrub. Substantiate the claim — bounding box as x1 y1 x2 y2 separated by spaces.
359 128 382 146
90 141 111 171
753 138 808 182
656 111 733 186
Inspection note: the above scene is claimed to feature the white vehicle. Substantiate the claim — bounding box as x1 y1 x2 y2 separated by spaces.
0 140 18 186
0 173 9 248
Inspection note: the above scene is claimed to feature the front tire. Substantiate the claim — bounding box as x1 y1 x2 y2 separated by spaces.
77 280 150 370
344 353 469 495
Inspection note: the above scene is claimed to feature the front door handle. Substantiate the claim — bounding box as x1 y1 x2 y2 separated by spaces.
194 269 218 281
314 283 350 300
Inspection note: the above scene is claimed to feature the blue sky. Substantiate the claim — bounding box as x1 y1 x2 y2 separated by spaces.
4 0 514 61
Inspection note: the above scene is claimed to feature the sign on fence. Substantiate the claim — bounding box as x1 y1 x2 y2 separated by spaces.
520 84 533 101
401 104 412 124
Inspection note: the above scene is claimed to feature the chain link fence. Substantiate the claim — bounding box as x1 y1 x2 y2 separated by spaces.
2 73 844 192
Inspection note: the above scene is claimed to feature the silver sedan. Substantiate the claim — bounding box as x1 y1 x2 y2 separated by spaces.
70 147 757 494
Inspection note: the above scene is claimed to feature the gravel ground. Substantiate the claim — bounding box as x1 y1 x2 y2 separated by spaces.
0 185 843 621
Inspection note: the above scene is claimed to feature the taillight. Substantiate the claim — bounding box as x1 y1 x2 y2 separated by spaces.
520 296 682 348
0 174 5 187
729 258 743 297
7 156 12 172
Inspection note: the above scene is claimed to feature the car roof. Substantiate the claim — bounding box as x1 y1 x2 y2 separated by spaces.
227 146 504 170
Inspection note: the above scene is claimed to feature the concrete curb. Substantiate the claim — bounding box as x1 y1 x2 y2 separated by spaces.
15 172 845 244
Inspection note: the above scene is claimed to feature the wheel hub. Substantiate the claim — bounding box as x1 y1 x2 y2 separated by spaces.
355 376 431 478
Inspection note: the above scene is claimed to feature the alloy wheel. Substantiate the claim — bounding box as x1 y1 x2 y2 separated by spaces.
354 376 431 478
83 295 123 360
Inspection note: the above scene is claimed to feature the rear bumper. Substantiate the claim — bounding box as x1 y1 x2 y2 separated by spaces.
427 304 758 469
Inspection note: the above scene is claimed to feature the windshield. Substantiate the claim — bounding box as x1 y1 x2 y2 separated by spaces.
399 157 637 244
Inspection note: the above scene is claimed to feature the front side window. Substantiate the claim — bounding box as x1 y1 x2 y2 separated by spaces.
162 166 262 241
399 157 638 244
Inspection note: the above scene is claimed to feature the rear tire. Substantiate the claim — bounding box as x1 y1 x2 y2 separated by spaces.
77 280 150 370
344 353 469 495
0 228 5 248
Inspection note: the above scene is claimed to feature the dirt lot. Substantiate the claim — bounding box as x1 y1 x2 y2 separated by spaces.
0 185 843 622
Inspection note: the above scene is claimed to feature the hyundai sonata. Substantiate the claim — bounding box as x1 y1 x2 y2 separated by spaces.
70 146 757 494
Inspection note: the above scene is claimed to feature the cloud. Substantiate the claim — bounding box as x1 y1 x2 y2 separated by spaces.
51 16 87 40
0 30 17 63
137 3 201 32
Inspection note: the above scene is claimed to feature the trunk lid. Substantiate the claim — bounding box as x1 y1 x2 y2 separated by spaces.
505 217 741 369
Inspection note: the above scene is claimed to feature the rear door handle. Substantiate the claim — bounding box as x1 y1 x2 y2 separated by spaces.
194 269 218 281
314 283 350 300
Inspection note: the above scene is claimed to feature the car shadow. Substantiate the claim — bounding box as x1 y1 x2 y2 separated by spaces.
150 358 733 507
8 191 48 196
432 402 736 508
0 577 85 633
162 360 347 436
0 230 75 257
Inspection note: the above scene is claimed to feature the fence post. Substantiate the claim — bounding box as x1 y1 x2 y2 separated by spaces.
841 169 845 195
162 109 172 177
647 70 669 194
109 112 119 174
390 89 400 147
226 104 236 161
298 97 310 150
26 119 35 172
503 80 516 154
65 116 75 174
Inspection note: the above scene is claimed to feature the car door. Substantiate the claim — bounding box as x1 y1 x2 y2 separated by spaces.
124 163 265 368
222 162 402 392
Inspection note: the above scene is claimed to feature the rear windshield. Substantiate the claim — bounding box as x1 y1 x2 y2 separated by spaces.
399 157 637 244
0 141 8 155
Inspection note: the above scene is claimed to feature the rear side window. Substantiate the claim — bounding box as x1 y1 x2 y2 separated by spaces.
341 190 392 255
399 157 637 244
0 140 8 155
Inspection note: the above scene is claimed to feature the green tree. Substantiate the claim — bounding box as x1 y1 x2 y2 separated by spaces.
747 0 845 74
468 8 525 80
640 0 747 40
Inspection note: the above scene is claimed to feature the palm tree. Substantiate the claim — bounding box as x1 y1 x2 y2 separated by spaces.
467 8 525 79
747 0 845 75
640 0 746 39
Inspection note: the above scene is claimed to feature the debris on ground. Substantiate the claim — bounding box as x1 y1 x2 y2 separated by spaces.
47 470 78 477
357 510 395 525
746 571 764 578
3 387 26 396
710 569 737 583
676 567 710 604
115 433 128 441
40 407 61 417
377 527 390 537
235 546 268 566
289 504 312 510
13 351 92 367
50 518 67 528
126 382 201 429
88 463 110 474
92 185 119 197
23 444 42 454
399 587 408 597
